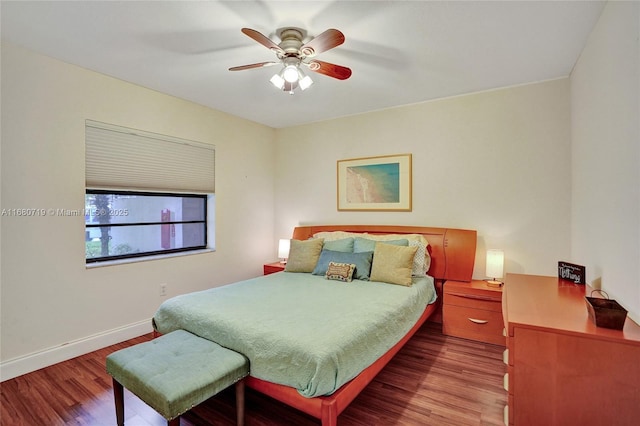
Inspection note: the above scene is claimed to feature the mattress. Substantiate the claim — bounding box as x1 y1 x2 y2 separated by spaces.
152 271 436 397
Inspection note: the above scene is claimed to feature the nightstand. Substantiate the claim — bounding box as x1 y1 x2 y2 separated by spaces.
263 262 285 275
443 279 505 346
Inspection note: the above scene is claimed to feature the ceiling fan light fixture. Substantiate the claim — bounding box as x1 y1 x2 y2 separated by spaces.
299 74 313 90
283 80 297 95
232 27 351 94
272 63 312 92
282 65 299 83
270 73 285 89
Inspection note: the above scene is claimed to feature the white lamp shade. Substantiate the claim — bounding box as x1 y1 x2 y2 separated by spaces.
299 75 313 90
282 65 299 83
270 73 285 89
278 239 290 260
486 249 504 279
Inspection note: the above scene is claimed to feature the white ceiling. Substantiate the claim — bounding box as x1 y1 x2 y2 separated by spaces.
1 1 605 128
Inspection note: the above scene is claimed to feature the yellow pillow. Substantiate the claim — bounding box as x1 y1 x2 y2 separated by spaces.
370 243 418 286
284 238 324 273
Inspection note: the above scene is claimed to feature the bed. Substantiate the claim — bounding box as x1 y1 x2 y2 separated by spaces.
153 224 477 425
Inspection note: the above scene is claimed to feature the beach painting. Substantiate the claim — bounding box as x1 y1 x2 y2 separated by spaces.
337 154 412 211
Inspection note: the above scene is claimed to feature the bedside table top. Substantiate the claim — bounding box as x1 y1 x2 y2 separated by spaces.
263 262 285 275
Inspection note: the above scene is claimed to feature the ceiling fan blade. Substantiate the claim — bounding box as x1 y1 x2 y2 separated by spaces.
229 61 278 71
307 60 352 80
241 28 284 54
300 29 345 57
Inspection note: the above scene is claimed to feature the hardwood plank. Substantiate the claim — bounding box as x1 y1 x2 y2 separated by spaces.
0 323 506 425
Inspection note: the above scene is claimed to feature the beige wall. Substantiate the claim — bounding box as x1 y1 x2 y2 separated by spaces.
571 0 640 322
2 0 638 380
275 79 572 280
0 42 276 378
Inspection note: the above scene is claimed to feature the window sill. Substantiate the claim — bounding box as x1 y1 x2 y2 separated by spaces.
86 248 215 269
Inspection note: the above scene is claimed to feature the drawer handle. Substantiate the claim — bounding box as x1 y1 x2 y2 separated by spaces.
468 317 489 324
504 405 509 426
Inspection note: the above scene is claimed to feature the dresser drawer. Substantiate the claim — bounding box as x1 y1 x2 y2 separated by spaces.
443 304 506 345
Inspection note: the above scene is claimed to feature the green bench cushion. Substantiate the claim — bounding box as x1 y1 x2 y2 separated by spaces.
106 330 249 420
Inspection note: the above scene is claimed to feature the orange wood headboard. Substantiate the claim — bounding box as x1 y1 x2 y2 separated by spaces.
292 224 477 282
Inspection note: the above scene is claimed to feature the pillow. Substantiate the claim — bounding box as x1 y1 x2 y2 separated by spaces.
313 231 365 241
312 249 374 280
313 231 431 274
409 240 427 277
323 237 354 253
356 233 431 274
284 238 324 273
423 245 431 274
369 243 418 286
325 262 356 282
353 237 408 253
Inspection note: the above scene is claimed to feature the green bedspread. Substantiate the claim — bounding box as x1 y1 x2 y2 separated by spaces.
152 272 436 397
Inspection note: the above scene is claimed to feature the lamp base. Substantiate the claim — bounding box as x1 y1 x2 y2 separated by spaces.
486 279 503 288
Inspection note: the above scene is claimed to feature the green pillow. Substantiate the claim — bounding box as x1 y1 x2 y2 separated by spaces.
353 237 408 253
322 237 354 253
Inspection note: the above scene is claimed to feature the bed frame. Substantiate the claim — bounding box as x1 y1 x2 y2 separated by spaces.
245 225 477 426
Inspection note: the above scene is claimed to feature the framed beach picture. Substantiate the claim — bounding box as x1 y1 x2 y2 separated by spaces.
337 154 412 211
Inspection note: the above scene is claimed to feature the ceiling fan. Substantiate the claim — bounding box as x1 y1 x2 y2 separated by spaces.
229 27 352 94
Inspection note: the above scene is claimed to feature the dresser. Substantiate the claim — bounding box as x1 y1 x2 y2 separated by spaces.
502 273 640 425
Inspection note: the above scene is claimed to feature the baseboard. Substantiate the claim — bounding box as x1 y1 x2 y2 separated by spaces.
0 319 153 382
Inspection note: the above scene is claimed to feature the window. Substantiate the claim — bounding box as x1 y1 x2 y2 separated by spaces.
85 190 208 263
85 120 215 264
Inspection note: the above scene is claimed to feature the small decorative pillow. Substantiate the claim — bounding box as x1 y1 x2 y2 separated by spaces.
312 249 374 280
325 262 356 282
285 238 324 273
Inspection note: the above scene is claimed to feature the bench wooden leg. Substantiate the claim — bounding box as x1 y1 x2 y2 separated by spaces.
112 378 124 426
235 380 245 426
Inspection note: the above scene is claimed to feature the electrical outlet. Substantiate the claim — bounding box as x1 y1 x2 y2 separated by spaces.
159 283 167 296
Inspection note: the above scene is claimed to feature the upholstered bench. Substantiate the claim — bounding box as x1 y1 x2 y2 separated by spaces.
106 330 249 426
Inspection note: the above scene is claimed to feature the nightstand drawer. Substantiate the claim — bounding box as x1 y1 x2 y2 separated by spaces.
443 304 505 345
444 291 502 312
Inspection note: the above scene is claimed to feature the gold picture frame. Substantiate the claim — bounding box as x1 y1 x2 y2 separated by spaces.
337 154 412 211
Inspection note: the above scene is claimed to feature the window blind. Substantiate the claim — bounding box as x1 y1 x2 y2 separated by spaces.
85 120 215 193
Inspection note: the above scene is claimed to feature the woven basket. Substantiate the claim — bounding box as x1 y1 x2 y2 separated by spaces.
585 290 627 330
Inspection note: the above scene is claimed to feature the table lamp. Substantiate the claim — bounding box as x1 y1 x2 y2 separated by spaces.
486 249 504 287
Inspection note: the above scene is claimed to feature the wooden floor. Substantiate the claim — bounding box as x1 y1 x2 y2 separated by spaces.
0 322 506 426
